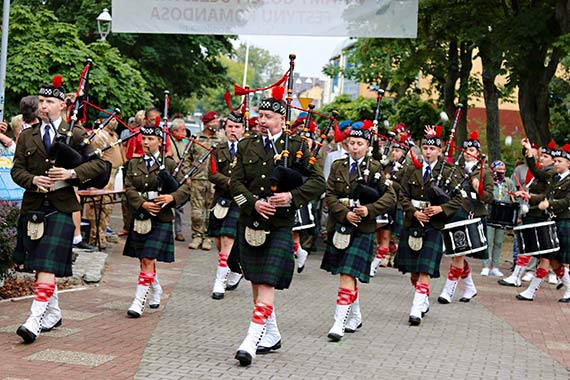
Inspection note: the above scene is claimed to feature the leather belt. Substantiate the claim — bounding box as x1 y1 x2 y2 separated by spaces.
412 199 431 209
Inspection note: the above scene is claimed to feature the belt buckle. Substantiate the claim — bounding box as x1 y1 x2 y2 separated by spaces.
141 191 149 200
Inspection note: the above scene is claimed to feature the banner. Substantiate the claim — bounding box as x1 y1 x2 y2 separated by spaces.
111 0 418 38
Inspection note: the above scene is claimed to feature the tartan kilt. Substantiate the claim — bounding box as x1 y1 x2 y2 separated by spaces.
445 209 489 260
395 227 444 278
208 202 240 238
237 225 294 290
14 208 74 277
123 218 175 262
321 230 375 283
392 209 404 238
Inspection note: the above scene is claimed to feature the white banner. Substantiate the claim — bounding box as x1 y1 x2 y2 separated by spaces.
111 0 418 38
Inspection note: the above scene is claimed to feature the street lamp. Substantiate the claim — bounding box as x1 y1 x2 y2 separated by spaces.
97 8 112 41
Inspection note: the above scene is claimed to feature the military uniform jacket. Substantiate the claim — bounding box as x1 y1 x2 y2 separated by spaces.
526 157 556 218
398 158 463 230
125 156 191 222
529 172 570 220
188 130 224 181
457 164 494 217
208 142 234 206
230 132 326 228
326 156 396 234
11 121 107 214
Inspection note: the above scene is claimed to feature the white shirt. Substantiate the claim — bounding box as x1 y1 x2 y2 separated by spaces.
558 170 570 182
40 116 62 144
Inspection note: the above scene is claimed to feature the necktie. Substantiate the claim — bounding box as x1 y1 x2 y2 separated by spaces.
423 165 431 182
230 142 236 159
264 138 272 154
349 161 358 177
145 157 152 169
42 124 52 152
556 174 562 183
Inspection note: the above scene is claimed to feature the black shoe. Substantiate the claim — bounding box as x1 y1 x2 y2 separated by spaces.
498 279 518 287
437 297 450 304
73 241 97 252
297 265 305 274
421 307 429 317
344 323 362 333
16 325 37 343
516 294 533 301
212 292 224 300
459 293 477 303
235 350 253 366
256 340 282 354
559 297 570 303
408 315 421 326
41 318 62 333
226 276 242 291
557 283 564 290
149 303 160 309
327 332 342 342
127 310 142 318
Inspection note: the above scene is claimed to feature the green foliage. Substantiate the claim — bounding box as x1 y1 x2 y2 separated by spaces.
0 201 19 279
549 76 570 145
390 95 442 139
3 5 152 118
316 95 395 129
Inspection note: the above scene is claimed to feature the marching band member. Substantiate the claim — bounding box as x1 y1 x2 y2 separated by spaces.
499 140 556 287
208 110 246 299
438 132 494 305
515 143 570 301
395 128 462 326
230 89 325 366
11 77 107 342
123 124 191 318
321 123 396 341
188 111 224 251
482 160 515 277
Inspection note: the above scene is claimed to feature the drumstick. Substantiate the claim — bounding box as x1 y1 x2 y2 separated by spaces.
512 174 530 202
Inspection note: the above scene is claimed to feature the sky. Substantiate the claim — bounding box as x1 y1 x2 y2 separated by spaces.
237 35 347 79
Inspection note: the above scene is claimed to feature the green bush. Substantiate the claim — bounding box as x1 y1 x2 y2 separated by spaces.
0 201 19 279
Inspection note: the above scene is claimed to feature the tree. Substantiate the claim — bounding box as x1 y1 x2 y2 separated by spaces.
4 5 152 118
233 44 283 89
15 0 235 107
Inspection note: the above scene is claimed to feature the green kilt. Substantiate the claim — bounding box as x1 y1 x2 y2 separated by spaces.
237 225 294 290
14 207 74 277
321 230 374 283
123 218 174 262
446 209 489 260
395 227 444 278
208 202 240 239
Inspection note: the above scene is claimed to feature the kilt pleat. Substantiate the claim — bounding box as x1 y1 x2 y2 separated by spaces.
237 225 294 290
208 202 240 238
395 227 444 278
14 209 74 277
321 231 375 283
123 219 175 262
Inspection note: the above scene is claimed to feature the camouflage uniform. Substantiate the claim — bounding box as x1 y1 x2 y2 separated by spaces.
188 130 224 249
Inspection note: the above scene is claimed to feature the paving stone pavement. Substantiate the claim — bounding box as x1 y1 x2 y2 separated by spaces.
0 211 569 379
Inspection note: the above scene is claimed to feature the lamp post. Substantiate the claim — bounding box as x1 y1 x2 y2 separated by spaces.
0 0 10 121
97 8 112 41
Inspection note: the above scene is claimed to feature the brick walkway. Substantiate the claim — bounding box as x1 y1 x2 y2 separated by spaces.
1 222 569 379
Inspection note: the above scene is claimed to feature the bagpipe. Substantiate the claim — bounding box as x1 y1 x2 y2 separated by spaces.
45 59 116 189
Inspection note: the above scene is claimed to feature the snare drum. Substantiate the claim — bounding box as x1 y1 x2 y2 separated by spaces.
292 203 315 231
488 200 519 228
442 218 488 257
514 221 559 256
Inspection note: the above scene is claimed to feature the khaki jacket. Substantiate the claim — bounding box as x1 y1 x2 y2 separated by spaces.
326 156 396 233
457 164 495 217
530 172 570 220
526 156 556 218
398 158 463 230
188 131 224 180
230 132 326 227
208 142 234 205
11 121 107 214
125 156 191 222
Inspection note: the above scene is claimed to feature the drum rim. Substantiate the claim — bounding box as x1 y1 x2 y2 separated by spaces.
518 247 560 256
513 221 555 230
443 217 482 230
444 244 488 257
